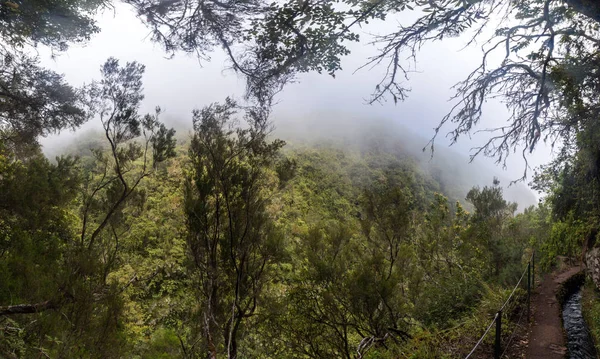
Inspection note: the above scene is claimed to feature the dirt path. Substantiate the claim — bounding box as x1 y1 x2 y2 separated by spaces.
526 266 582 359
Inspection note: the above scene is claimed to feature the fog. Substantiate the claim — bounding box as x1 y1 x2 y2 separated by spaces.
38 3 551 207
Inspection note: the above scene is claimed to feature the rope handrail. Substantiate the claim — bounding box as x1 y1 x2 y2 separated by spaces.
463 251 535 359
464 312 498 359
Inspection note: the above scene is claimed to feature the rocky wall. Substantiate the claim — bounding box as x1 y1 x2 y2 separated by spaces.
585 247 600 290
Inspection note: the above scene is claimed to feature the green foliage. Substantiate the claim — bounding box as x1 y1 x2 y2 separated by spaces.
1 128 552 357
143 328 182 359
0 62 555 358
464 181 522 281
0 0 106 154
232 143 544 358
0 0 591 355
531 25 600 266
582 279 600 353
540 211 587 269
182 98 285 358
0 57 177 358
0 145 79 307
0 0 102 49
0 52 90 153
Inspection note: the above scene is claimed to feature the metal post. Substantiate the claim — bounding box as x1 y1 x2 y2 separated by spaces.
527 262 531 321
495 310 502 359
532 251 535 288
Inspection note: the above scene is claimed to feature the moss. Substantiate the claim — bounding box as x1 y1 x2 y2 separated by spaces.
582 279 600 353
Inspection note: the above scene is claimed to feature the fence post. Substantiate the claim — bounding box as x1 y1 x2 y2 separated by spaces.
495 310 502 359
532 251 535 288
527 262 531 321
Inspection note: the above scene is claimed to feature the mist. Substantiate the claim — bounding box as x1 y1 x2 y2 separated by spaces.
38 3 549 207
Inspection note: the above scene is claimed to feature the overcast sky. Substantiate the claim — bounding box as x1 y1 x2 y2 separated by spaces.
39 4 555 196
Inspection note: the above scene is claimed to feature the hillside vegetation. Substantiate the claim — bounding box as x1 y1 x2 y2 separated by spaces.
4 0 600 355
1 91 551 357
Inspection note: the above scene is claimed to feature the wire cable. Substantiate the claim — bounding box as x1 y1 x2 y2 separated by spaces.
500 302 527 358
464 313 498 359
463 252 535 359
499 263 529 312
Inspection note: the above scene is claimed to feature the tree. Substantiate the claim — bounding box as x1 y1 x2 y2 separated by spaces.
0 48 90 155
411 194 480 328
354 171 415 356
183 98 284 358
0 0 103 49
466 180 519 280
81 58 176 252
0 58 176 357
0 0 106 154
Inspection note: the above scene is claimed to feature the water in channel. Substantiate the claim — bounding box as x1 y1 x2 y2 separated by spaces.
562 288 597 359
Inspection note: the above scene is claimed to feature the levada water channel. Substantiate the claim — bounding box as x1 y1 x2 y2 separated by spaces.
562 284 597 358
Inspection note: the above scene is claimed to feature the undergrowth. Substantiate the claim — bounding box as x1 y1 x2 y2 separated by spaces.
582 279 600 353
399 283 528 358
